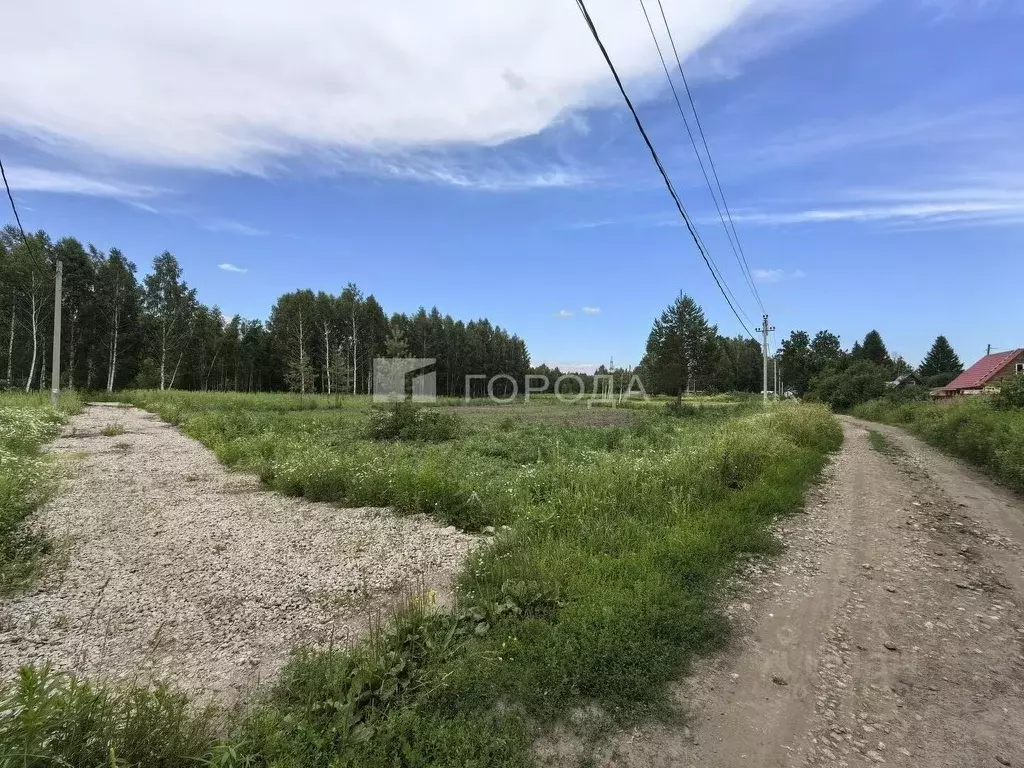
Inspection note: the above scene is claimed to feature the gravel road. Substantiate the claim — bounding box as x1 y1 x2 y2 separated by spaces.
0 404 478 703
569 416 1024 767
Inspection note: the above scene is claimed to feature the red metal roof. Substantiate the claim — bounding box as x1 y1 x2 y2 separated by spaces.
944 349 1024 391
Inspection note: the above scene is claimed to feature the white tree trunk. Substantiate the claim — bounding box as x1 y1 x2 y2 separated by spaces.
323 322 331 394
107 304 119 392
298 311 307 394
25 288 38 393
351 313 358 395
6 298 14 385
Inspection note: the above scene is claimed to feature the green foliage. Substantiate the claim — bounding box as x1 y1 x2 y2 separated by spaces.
805 360 888 411
366 402 461 442
0 393 80 593
853 396 1024 492
644 293 717 397
0 665 223 767
918 335 963 383
992 374 1024 410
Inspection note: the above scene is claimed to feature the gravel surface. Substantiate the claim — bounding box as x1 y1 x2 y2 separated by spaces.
0 404 478 703
543 417 1024 767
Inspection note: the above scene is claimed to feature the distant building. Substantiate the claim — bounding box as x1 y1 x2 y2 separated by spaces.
938 349 1024 397
886 372 924 389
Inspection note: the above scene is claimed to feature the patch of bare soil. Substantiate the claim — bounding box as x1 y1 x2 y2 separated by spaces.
0 404 478 703
542 417 1024 767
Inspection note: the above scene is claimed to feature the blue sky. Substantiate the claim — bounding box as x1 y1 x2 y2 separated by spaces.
2 0 1022 372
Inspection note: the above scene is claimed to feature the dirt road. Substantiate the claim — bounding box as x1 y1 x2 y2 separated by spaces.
595 416 1024 767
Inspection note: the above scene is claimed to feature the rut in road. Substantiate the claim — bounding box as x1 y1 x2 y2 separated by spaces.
548 416 1024 768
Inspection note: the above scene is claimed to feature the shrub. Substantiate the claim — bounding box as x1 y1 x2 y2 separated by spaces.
366 402 461 442
992 375 1024 410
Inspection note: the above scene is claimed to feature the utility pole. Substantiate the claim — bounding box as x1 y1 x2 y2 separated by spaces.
50 260 62 406
760 314 774 405
987 344 992 356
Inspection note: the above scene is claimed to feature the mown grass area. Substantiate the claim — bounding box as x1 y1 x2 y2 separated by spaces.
3 392 841 767
853 396 1024 492
0 391 81 594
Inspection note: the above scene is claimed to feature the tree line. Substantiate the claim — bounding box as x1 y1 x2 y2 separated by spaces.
638 292 775 400
637 291 970 409
0 226 529 396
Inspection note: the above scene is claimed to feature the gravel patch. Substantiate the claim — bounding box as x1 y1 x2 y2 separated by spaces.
0 404 479 703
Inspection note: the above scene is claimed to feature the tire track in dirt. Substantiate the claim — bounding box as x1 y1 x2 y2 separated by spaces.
552 416 1024 767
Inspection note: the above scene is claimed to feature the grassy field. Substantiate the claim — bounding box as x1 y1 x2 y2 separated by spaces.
2 391 841 766
853 396 1024 492
0 391 81 594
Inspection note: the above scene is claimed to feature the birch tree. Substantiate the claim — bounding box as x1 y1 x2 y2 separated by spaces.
143 252 196 390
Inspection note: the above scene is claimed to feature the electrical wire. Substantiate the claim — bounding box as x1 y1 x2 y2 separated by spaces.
653 0 765 314
637 0 762 317
0 156 34 253
574 0 755 339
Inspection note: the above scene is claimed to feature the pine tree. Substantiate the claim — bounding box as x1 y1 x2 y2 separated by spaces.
644 293 717 401
860 330 890 367
918 335 964 387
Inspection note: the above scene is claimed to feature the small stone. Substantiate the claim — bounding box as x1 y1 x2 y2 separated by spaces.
885 586 897 593
996 757 1011 767
771 674 788 686
481 526 496 535
883 641 898 651
955 582 970 589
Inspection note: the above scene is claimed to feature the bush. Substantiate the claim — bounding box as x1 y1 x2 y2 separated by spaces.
992 375 1024 410
805 360 888 411
366 402 461 442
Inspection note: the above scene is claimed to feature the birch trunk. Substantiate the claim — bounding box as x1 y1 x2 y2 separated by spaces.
6 298 14 385
24 288 38 393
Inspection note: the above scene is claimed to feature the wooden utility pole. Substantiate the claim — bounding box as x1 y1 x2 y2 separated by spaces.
50 260 62 406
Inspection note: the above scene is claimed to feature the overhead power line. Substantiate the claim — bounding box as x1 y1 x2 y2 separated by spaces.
0 156 34 253
637 0 762 317
573 0 755 339
651 0 765 314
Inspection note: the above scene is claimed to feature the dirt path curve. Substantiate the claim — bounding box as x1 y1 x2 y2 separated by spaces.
595 416 1024 768
0 404 477 702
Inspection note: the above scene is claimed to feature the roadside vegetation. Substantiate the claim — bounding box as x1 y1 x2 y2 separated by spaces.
0 391 80 594
2 392 840 766
854 378 1024 493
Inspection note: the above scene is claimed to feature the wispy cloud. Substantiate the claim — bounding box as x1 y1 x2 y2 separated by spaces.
1 165 161 199
217 263 248 273
556 310 574 318
753 268 806 283
581 306 601 314
204 218 269 236
734 181 1024 229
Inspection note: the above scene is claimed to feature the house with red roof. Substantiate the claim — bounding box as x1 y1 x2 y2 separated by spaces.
938 349 1024 397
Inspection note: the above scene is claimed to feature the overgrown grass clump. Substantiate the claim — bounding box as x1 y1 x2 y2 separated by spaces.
854 395 1024 491
3 394 841 766
0 391 81 593
0 665 224 768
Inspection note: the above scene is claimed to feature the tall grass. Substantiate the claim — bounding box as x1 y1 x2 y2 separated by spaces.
0 391 81 593
853 396 1024 492
2 393 841 766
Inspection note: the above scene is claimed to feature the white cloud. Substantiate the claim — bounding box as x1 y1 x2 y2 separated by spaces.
217 263 248 273
753 267 805 283
582 306 601 314
0 1 867 174
1 165 161 199
734 195 1024 228
556 310 575 318
204 218 269 236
